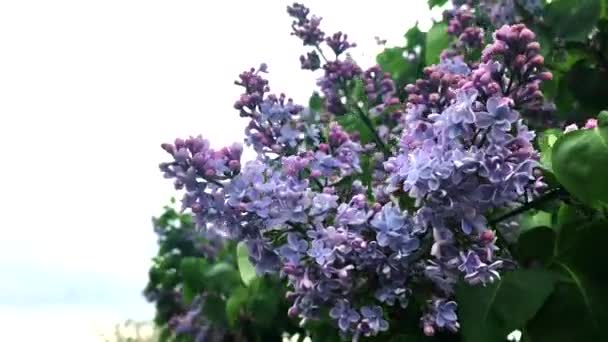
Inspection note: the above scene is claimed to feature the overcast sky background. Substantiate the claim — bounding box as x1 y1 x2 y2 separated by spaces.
0 0 437 340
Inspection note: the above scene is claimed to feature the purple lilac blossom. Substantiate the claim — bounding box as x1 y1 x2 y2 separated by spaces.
157 3 552 336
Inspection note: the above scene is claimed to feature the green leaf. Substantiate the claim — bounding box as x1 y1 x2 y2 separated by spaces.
520 210 553 233
598 110 608 126
236 241 257 286
203 295 227 325
545 0 601 42
203 261 241 294
516 226 556 265
205 261 235 278
538 129 562 171
225 286 249 327
551 118 608 206
181 282 196 305
247 283 281 328
564 60 608 116
516 210 555 265
179 257 208 291
335 111 373 144
309 92 323 112
349 78 366 105
427 0 448 8
425 22 449 65
377 47 407 83
377 25 426 88
457 269 558 342
527 220 608 341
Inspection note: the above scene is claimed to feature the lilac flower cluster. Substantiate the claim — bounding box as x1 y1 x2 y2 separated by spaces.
483 0 545 27
453 0 544 27
288 3 324 46
383 23 551 334
477 24 553 115
444 6 484 55
281 197 423 340
288 3 363 116
403 60 469 116
159 136 243 232
234 65 322 156
362 66 400 113
317 59 363 115
157 2 551 338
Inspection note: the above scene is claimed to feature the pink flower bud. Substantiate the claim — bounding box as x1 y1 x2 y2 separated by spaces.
161 143 174 154
584 118 598 129
204 169 216 178
271 144 283 153
519 28 536 41
387 97 401 106
481 230 495 243
528 55 544 66
174 138 186 149
487 82 501 94
526 42 541 52
538 71 553 81
288 306 299 318
514 54 526 68
191 202 202 213
228 160 240 171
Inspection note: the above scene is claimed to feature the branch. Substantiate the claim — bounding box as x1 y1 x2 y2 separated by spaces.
489 187 565 226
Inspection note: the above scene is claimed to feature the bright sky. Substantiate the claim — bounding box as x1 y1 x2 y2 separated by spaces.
0 1 435 340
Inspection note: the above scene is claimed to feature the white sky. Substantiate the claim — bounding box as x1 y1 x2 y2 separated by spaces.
0 1 435 340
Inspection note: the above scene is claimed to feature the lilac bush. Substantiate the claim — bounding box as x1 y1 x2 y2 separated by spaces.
155 1 608 341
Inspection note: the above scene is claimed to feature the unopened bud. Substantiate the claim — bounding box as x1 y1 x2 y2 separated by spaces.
584 118 598 129
538 71 553 81
204 169 216 178
526 42 541 52
161 143 174 154
528 55 544 66
481 230 495 243
519 28 535 41
288 306 299 318
228 160 240 171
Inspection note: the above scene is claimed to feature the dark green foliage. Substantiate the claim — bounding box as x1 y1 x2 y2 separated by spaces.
144 204 302 342
545 0 601 42
526 218 608 341
456 270 558 342
552 113 608 206
377 25 427 91
425 22 450 65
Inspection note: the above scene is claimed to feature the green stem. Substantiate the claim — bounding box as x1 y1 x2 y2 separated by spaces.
314 45 330 63
355 107 391 157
